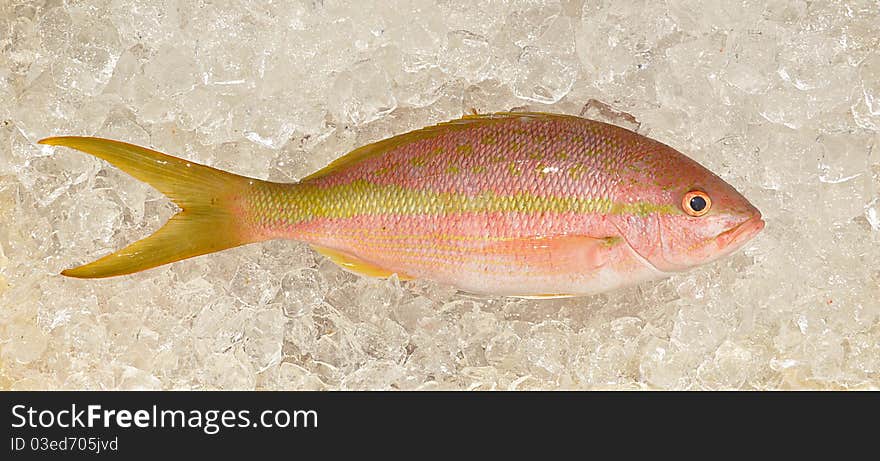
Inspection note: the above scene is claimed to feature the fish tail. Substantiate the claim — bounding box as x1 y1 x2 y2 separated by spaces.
38 136 258 278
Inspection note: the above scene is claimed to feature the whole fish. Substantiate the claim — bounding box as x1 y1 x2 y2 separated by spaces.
40 112 763 298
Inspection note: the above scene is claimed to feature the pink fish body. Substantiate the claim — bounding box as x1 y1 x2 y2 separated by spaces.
41 112 763 297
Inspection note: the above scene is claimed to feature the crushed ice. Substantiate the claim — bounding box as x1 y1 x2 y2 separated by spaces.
1 0 878 390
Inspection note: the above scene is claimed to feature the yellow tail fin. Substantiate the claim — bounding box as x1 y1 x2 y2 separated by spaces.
38 137 255 278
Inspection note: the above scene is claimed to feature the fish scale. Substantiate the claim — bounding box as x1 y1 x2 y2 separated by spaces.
41 111 763 297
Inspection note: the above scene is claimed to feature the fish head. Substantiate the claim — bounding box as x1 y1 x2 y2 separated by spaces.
610 144 764 273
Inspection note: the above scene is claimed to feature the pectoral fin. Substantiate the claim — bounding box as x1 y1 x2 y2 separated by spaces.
485 234 622 271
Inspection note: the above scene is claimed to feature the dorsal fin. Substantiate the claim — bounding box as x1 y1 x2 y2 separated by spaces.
301 111 580 181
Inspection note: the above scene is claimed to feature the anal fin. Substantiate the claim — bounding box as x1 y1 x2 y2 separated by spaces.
311 245 412 281
512 293 577 300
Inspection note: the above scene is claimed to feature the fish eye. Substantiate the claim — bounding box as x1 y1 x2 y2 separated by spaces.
682 190 711 217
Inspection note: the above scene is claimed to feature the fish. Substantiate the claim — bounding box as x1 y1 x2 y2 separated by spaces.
39 112 764 298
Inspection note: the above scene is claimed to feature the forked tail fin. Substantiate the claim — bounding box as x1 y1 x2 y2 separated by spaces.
38 137 258 278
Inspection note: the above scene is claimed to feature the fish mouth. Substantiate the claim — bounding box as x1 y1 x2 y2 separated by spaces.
716 214 765 250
